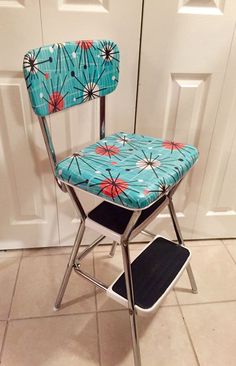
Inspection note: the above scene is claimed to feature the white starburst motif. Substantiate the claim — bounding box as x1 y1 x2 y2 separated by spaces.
136 158 161 170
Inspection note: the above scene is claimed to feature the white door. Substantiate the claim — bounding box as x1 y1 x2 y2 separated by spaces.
0 0 143 249
194 27 236 238
0 0 59 249
39 0 143 245
136 0 236 239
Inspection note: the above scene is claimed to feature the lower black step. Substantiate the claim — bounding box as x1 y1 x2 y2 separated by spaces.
107 236 191 314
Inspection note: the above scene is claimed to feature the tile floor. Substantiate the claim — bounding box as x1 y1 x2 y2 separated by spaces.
0 239 236 366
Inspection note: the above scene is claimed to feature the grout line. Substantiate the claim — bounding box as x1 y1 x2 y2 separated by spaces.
0 251 23 363
5 298 236 323
8 311 100 323
176 299 236 307
221 240 236 266
2 237 233 259
6 303 181 323
0 323 8 362
0 320 8 365
7 308 128 323
185 238 222 242
93 250 102 366
7 297 236 323
22 250 72 258
0 250 23 258
175 295 201 366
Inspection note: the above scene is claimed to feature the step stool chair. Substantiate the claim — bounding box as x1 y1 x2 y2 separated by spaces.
23 40 198 366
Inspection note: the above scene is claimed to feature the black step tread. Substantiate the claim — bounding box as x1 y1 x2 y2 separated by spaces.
88 196 166 234
112 237 190 310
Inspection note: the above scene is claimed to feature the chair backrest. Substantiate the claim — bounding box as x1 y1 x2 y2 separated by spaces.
23 40 120 117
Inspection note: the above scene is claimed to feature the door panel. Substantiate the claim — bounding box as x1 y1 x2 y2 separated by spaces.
0 1 59 249
136 0 236 239
194 28 236 238
40 0 143 245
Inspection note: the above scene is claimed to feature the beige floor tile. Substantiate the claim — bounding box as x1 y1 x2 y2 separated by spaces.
98 307 198 366
0 321 6 350
2 313 99 366
0 249 22 258
94 242 147 253
175 245 236 304
94 248 177 311
222 239 236 246
223 240 236 263
0 257 21 320
94 244 117 254
129 243 149 251
182 302 236 366
226 245 236 263
23 246 72 257
94 248 125 311
185 239 222 247
10 254 96 319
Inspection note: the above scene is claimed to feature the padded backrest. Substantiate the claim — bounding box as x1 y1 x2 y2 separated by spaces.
23 40 120 117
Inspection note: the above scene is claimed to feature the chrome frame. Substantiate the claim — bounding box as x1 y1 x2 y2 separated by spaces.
38 95 198 366
168 197 198 293
109 241 118 257
38 116 67 192
100 96 106 139
120 210 142 366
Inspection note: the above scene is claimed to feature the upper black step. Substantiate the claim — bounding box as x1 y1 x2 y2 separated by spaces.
88 196 167 234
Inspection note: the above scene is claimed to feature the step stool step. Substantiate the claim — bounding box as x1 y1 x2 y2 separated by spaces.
107 236 191 314
87 196 167 235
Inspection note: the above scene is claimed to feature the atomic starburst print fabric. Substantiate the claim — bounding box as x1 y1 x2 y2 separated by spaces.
23 40 198 210
55 132 199 209
23 40 119 116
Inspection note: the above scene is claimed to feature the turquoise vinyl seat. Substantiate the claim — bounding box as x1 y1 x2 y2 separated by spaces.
23 39 198 210
56 131 198 209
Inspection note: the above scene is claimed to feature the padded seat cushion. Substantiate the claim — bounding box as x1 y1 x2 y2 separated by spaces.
55 132 198 209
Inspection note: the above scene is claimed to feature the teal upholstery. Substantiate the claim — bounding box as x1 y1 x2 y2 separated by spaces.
23 40 119 116
56 132 198 209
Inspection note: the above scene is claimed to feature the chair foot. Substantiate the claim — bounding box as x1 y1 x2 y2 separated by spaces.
54 222 85 309
54 264 75 310
168 198 198 294
53 305 60 311
186 263 198 294
109 241 118 257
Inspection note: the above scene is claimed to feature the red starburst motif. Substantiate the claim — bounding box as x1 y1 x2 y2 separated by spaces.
100 178 128 197
95 145 120 157
162 141 185 150
48 92 64 113
77 40 93 50
143 189 150 195
45 73 49 80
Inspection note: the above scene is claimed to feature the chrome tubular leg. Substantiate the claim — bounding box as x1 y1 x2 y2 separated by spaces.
120 211 142 366
54 220 85 310
168 198 198 294
109 241 118 257
141 229 155 238
121 240 141 366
